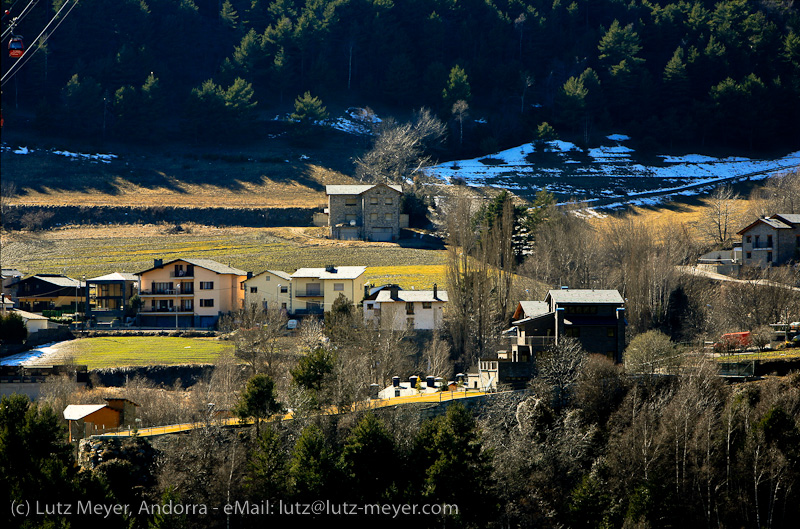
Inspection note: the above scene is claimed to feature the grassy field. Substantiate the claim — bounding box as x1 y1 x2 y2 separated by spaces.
1 224 450 288
32 336 234 369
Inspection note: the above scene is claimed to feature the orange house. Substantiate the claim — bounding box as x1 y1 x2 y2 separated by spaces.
63 398 138 441
135 258 248 328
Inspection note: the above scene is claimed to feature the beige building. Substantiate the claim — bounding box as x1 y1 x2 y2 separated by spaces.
136 258 247 328
289 265 366 316
363 285 447 330
243 270 292 312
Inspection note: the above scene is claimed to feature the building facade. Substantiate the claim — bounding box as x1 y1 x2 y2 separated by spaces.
11 275 85 313
289 265 366 316
326 184 403 241
737 213 800 268
85 272 138 326
136 258 247 328
243 270 292 312
363 285 448 330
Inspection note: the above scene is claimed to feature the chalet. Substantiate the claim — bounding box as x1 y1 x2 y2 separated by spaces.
326 184 403 241
12 274 85 313
468 288 626 391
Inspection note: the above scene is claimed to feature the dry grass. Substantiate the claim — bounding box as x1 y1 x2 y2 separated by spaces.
0 224 448 279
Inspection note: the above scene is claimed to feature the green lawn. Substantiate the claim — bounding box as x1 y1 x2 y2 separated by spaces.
38 336 234 369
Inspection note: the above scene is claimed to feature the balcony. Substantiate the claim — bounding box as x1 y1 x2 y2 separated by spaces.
140 307 194 314
139 288 194 296
294 290 323 298
170 271 194 278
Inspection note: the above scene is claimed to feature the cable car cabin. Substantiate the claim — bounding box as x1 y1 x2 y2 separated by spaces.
9 37 24 58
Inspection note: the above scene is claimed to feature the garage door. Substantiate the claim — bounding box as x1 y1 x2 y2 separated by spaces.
371 228 392 242
339 227 359 240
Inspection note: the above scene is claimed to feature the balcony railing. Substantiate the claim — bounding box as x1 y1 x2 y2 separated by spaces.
139 289 194 296
140 307 194 314
294 290 323 298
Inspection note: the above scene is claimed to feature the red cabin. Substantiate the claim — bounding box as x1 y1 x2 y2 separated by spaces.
8 37 24 58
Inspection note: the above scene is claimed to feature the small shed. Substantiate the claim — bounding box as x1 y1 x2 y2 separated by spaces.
63 398 138 440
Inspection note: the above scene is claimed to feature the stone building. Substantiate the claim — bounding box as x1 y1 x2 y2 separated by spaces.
326 184 403 241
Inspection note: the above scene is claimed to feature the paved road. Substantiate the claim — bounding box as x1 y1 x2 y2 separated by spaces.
678 266 800 292
95 389 489 439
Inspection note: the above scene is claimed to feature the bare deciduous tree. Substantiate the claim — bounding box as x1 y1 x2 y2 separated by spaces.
354 108 446 183
219 303 288 377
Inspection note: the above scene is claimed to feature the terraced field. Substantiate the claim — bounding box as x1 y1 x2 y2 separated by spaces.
1 224 449 288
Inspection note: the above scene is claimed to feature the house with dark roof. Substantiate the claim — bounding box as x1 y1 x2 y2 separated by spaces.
468 289 626 391
135 258 248 328
326 184 403 241
737 213 800 268
11 274 85 313
363 284 448 330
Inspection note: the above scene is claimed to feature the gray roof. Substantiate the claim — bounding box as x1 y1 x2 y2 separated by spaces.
517 301 549 318
326 184 402 195
375 290 448 303
137 258 247 276
246 269 292 282
29 275 82 288
547 289 624 305
291 266 367 280
771 213 800 225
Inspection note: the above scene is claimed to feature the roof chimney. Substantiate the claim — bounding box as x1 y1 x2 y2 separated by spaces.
154 259 163 268
433 283 438 300
390 286 399 300
325 264 336 273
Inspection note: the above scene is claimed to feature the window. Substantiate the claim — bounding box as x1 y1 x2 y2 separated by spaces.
370 213 378 221
345 197 357 206
747 252 752 259
240 282 245 290
250 286 258 293
767 235 773 247
265 276 270 281
281 302 287 309
385 197 393 205
370 197 378 205
280 286 288 294
564 327 581 337
333 283 344 291
384 213 391 221
746 235 752 243
406 302 415 315
200 281 214 290
200 299 214 307
607 327 616 337
767 252 773 262
153 282 173 293
406 317 415 328
755 235 760 247
422 302 432 309
366 303 373 310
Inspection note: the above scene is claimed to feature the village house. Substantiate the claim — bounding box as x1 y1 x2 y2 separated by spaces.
243 270 292 312
325 184 405 241
10 274 85 313
363 284 448 330
135 258 247 328
737 213 800 268
468 288 626 391
289 265 366 315
84 272 139 327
